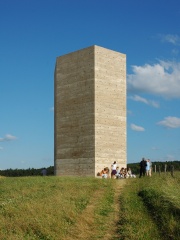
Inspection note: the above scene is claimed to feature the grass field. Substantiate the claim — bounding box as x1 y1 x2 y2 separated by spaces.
0 172 180 240
0 176 118 240
117 172 180 240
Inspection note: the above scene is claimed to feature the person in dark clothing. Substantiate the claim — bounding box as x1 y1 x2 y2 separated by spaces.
139 158 147 178
41 168 47 176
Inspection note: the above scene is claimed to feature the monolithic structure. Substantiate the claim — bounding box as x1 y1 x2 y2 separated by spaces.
54 45 126 176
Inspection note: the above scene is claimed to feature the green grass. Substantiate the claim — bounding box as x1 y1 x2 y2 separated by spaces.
0 173 180 240
117 172 180 240
0 176 115 240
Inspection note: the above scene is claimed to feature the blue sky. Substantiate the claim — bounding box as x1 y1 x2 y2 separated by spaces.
0 0 180 170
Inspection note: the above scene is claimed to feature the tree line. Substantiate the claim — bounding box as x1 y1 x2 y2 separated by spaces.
0 161 179 177
0 166 54 177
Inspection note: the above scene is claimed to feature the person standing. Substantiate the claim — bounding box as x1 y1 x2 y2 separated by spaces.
111 161 117 178
41 168 47 176
139 158 147 178
146 159 150 176
148 159 152 176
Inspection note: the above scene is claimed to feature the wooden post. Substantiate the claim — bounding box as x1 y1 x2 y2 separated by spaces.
171 165 174 177
165 164 167 173
155 165 156 173
158 165 161 175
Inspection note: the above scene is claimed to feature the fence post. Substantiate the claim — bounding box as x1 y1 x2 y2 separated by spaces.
171 165 174 177
158 165 161 175
165 164 167 173
155 165 156 173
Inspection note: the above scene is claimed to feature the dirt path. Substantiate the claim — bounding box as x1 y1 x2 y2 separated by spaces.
103 179 126 240
63 179 126 240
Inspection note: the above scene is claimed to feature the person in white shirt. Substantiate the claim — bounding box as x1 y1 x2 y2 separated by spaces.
111 161 117 178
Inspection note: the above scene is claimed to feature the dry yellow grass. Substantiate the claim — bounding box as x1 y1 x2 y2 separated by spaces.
63 179 127 240
1 174 178 239
0 176 125 240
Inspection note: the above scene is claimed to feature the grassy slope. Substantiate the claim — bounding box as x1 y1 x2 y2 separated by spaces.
0 173 180 240
0 176 119 240
117 172 180 240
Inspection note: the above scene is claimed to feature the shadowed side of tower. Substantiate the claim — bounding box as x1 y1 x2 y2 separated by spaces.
54 46 95 176
54 45 126 176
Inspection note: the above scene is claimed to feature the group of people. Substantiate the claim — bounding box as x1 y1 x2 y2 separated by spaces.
97 161 136 179
111 161 136 179
139 158 152 178
115 166 136 179
97 158 152 179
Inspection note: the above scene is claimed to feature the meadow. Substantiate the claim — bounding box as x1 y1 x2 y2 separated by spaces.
0 172 180 240
117 172 180 240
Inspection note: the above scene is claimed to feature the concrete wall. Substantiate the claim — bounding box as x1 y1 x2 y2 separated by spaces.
94 46 126 174
54 45 126 176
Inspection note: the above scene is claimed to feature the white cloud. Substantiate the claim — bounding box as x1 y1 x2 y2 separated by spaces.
157 116 180 128
165 154 175 161
159 34 180 45
151 147 159 150
0 134 17 142
127 110 133 115
172 48 179 56
50 107 54 112
130 123 145 131
127 60 180 99
129 95 159 108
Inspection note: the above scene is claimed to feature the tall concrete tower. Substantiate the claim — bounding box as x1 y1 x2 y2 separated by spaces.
54 45 126 176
